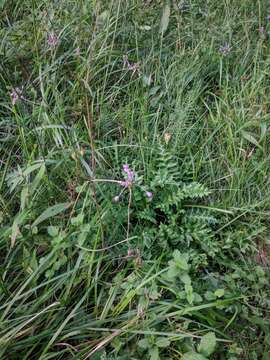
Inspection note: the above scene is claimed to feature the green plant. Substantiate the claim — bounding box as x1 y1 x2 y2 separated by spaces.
182 332 216 359
1 0 270 359
138 335 171 360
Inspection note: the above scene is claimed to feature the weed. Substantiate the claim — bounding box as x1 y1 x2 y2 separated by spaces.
1 1 270 359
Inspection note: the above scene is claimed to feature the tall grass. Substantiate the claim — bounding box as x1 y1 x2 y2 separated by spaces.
1 1 270 359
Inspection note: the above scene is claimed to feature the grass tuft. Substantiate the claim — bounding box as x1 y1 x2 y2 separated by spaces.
1 1 270 359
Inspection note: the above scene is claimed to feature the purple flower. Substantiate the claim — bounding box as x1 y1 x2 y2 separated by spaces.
121 164 135 187
123 164 134 181
146 191 153 199
219 43 231 56
122 54 142 76
127 249 133 257
127 170 135 182
123 164 129 172
120 180 128 187
47 32 58 48
10 90 19 106
10 88 24 106
267 15 270 22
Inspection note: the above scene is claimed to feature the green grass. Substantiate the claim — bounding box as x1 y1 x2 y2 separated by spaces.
1 1 270 359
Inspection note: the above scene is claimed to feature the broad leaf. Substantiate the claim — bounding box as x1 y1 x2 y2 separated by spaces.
138 338 149 349
156 337 170 348
167 262 178 278
180 273 191 285
185 284 194 304
214 289 225 298
198 332 216 357
32 202 71 228
149 346 159 360
182 352 208 360
47 226 59 237
173 250 189 270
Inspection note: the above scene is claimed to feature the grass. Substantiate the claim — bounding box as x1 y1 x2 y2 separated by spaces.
1 0 270 359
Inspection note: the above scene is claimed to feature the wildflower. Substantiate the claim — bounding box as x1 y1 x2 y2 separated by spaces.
120 180 128 187
47 32 58 48
219 43 231 56
10 90 19 106
122 54 142 75
123 164 129 172
127 249 133 257
121 164 135 187
146 191 153 200
267 15 270 22
10 88 24 106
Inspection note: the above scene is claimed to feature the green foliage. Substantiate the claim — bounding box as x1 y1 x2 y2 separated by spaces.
138 335 170 360
182 353 208 360
1 0 270 359
197 332 216 357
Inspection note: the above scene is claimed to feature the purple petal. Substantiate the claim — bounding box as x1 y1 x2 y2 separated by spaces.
123 164 129 172
10 88 22 105
146 191 153 199
47 32 58 48
127 170 135 181
120 180 128 187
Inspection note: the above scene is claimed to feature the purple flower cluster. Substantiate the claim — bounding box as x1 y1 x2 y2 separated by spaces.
123 55 142 75
120 164 135 187
115 164 153 200
10 88 24 106
47 32 58 48
219 43 231 56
